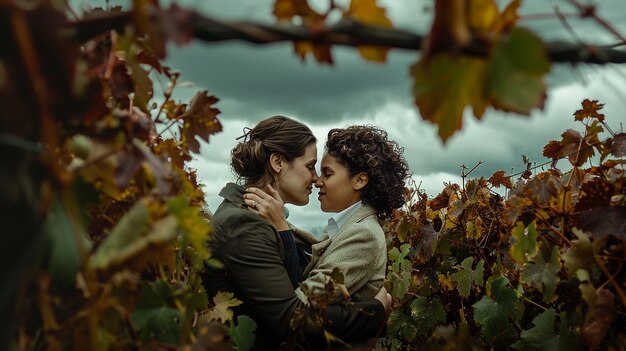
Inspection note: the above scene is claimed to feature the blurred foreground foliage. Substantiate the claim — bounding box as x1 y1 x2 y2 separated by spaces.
1 0 624 350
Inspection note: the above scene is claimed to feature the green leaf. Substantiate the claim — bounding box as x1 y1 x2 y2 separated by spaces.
90 201 150 269
512 309 583 351
90 206 178 270
388 243 412 299
229 315 257 351
44 196 85 283
561 227 594 277
409 296 446 338
397 220 411 242
131 280 182 344
521 246 561 303
487 27 550 114
509 221 540 263
387 309 418 342
411 55 487 143
450 257 484 298
167 196 211 261
473 276 524 343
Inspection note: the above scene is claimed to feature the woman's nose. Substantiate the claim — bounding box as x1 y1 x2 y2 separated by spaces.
314 178 322 188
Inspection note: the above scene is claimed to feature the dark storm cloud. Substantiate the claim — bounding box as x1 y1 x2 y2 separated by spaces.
165 42 417 123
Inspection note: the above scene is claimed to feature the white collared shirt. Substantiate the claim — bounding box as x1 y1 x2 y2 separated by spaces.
326 201 363 238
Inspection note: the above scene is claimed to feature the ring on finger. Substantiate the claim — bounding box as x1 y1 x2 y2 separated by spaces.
252 201 258 209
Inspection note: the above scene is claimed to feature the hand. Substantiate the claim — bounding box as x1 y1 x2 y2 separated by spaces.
244 184 289 231
374 286 392 314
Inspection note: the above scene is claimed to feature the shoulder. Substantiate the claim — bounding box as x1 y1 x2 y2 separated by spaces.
212 201 276 242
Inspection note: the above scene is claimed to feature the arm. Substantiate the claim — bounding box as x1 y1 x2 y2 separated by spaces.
220 220 387 342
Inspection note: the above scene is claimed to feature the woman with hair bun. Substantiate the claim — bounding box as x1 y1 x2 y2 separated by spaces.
202 116 391 350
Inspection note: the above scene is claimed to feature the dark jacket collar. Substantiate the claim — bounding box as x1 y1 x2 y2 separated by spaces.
219 182 247 208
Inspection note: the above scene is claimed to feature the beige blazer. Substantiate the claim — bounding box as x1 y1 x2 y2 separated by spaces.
293 205 387 302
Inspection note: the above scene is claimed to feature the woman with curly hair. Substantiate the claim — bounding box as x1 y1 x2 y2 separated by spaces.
247 125 409 301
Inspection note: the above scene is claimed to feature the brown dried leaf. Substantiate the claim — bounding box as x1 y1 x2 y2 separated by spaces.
488 170 513 189
560 129 595 166
179 91 223 153
524 173 557 206
573 99 605 122
503 195 531 226
581 288 616 351
578 206 626 240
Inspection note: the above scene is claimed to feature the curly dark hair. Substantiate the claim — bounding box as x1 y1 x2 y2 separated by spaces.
325 125 409 219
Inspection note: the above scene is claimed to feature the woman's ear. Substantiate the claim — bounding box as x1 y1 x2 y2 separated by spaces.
269 152 283 174
352 172 369 191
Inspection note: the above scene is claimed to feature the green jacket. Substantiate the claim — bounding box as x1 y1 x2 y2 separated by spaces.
202 183 386 350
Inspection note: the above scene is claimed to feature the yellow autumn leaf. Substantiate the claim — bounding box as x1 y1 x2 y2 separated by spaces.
347 0 392 62
549 189 574 215
467 0 499 35
207 291 243 324
347 0 392 28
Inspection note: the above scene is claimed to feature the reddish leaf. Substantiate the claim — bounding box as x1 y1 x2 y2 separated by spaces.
573 99 605 122
179 91 223 154
430 185 457 211
488 170 513 189
560 129 595 166
543 140 562 160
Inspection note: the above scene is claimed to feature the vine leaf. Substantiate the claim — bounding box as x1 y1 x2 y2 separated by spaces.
578 206 626 240
387 309 417 342
524 173 557 206
561 228 594 277
573 99 605 122
345 0 392 62
409 296 446 338
43 195 90 284
131 280 183 344
411 55 487 143
509 221 539 263
581 288 617 351
512 308 582 351
487 27 549 114
179 91 222 154
450 257 484 298
521 246 561 303
167 196 211 260
207 292 243 324
229 315 257 351
473 276 523 345
387 243 412 299
488 170 513 189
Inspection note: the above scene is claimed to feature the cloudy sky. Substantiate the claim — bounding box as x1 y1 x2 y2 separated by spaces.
77 0 626 231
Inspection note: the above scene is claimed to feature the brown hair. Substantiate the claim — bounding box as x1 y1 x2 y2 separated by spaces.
325 125 409 219
231 115 316 187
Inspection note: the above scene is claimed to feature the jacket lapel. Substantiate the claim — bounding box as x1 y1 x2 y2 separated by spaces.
302 205 377 278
